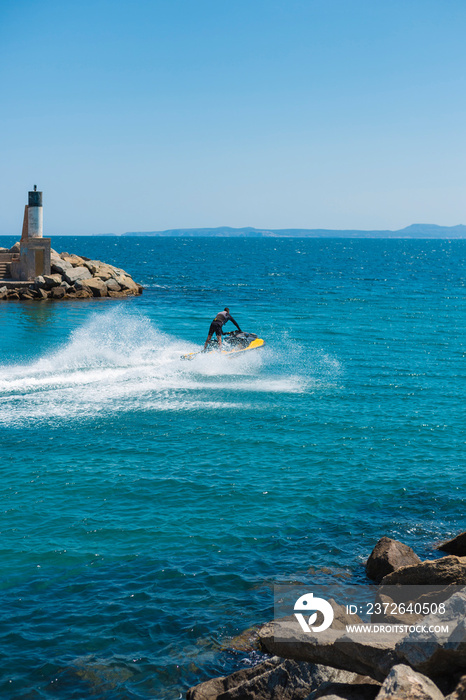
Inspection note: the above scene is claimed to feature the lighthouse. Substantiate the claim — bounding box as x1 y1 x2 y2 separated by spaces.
27 185 43 238
14 185 51 280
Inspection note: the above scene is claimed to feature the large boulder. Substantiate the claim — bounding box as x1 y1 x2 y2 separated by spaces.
82 259 104 274
19 289 35 300
75 278 108 297
105 278 121 292
42 274 63 289
396 590 466 680
51 258 73 274
258 619 402 682
186 656 380 700
95 264 117 281
64 266 93 285
34 275 46 288
0 286 8 299
61 254 85 267
374 664 444 700
50 286 66 299
366 538 421 583
9 242 20 253
115 274 139 293
438 533 466 558
381 556 466 586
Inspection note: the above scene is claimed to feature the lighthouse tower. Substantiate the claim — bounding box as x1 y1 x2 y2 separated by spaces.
27 185 43 237
15 185 51 280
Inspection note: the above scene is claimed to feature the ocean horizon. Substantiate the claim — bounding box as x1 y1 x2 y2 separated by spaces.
1 236 465 698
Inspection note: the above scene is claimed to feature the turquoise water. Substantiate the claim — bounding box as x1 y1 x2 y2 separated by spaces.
1 237 465 698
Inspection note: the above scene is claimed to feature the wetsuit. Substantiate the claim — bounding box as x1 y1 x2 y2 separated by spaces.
208 310 241 338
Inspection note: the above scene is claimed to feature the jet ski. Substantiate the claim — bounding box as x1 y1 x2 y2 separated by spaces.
181 330 265 361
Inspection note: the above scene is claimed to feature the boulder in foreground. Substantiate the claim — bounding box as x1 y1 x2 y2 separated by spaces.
381 556 466 586
257 619 401 681
366 537 421 583
186 656 380 700
437 533 466 558
374 664 444 700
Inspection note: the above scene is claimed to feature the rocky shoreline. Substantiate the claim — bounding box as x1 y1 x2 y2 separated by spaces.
0 242 142 300
187 531 466 699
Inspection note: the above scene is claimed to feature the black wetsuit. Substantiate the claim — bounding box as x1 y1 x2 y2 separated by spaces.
208 310 241 337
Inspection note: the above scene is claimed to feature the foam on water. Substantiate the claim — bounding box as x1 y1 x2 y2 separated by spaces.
0 309 314 426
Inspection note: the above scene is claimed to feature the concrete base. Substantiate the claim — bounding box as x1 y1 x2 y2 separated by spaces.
12 237 51 280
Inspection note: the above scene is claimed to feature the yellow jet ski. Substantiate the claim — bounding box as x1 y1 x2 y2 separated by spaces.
181 331 265 361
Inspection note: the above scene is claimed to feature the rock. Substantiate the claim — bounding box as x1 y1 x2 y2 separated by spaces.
42 274 63 289
9 242 20 253
438 533 466 558
64 266 93 285
51 286 66 299
105 278 121 292
186 656 380 700
19 289 35 300
366 537 421 583
381 556 466 586
94 264 117 279
396 589 466 680
76 278 108 297
60 281 71 290
116 274 139 292
7 291 20 299
34 275 46 288
82 260 103 274
96 270 112 281
258 619 402 681
62 254 85 267
0 286 7 299
51 258 73 274
445 676 466 700
36 288 49 299
374 664 444 700
73 289 93 298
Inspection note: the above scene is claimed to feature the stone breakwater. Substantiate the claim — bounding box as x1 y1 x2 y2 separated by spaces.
187 531 466 700
0 243 143 300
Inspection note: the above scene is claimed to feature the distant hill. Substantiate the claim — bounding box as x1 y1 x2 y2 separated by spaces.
121 224 466 239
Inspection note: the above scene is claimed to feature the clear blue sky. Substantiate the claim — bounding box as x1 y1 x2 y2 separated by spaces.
1 0 465 235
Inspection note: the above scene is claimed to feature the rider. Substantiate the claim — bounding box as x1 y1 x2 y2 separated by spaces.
204 307 242 351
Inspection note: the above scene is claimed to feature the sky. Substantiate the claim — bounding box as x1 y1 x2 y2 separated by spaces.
1 0 465 235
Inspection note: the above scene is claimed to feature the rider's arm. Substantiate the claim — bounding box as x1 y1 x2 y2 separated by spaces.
228 315 241 331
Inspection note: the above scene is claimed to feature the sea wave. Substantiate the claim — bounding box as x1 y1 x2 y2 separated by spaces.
0 309 315 426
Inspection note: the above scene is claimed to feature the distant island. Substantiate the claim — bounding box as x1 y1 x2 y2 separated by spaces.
117 223 466 239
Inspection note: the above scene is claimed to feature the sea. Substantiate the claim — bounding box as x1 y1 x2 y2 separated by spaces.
0 236 465 699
